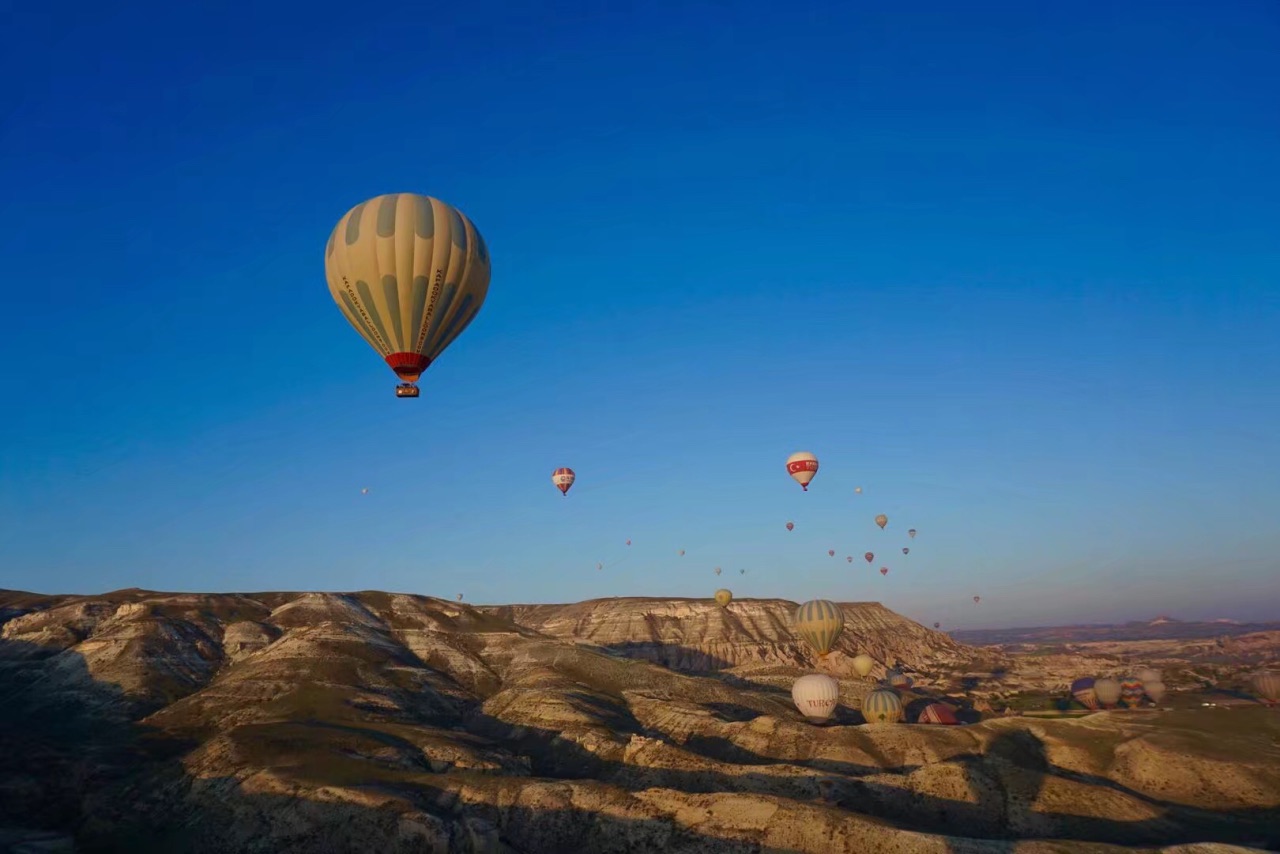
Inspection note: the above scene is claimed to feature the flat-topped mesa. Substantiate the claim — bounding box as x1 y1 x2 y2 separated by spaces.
479 597 976 677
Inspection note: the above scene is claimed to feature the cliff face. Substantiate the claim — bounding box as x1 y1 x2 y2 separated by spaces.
1 588 1277 854
483 597 975 679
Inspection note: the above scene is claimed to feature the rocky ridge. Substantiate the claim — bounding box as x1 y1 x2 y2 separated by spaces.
1 588 1277 853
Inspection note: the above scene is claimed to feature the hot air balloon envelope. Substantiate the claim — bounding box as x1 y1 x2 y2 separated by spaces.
918 703 959 725
786 451 819 490
552 468 575 495
325 193 491 394
792 674 840 723
1253 671 1280 702
862 688 903 724
794 600 845 658
852 654 874 678
1070 677 1099 710
714 589 733 607
1094 677 1122 707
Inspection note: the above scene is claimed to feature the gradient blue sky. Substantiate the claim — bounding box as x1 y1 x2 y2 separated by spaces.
2 1 1277 629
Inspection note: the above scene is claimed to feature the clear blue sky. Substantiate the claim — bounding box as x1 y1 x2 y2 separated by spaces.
2 1 1277 629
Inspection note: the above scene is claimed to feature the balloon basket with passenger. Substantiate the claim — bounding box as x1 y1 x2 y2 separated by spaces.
395 383 420 398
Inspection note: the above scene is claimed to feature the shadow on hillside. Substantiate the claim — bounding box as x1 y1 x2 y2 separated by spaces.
5 635 1279 853
602 642 737 672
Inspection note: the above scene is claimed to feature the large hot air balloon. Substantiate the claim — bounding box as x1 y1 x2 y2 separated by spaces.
908 529 917 539
864 552 874 563
1094 677 1122 708
1135 667 1161 685
918 703 960 725
793 600 845 659
1070 677 1099 710
902 547 909 555
880 567 889 576
325 193 491 398
827 549 835 557
862 688 903 724
875 514 888 530
1252 671 1280 704
714 589 733 607
1144 682 1167 704
786 521 795 532
1119 677 1145 707
792 674 840 723
552 468 575 496
852 654 875 678
786 451 819 491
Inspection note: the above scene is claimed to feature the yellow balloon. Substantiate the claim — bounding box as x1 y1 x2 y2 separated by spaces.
325 193 491 395
714 589 733 607
852 653 875 678
793 599 845 658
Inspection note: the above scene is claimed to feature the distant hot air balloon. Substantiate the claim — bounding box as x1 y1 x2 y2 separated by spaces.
1144 681 1167 704
714 589 733 607
552 468 575 496
1251 672 1280 704
1135 667 1161 685
846 556 853 563
886 669 913 690
456 594 463 602
1093 677 1122 708
973 596 981 604
852 654 875 678
864 552 874 563
793 600 845 659
325 193 491 398
596 562 603 571
792 674 841 723
360 487 370 495
1070 677 1099 710
786 451 819 491
714 566 722 575
786 521 795 532
918 703 960 725
880 567 889 576
740 568 746 575
855 487 863 494
902 547 909 555
862 688 903 724
828 549 835 558
677 549 685 557
625 539 631 546
908 529 917 539
875 514 888 530
933 622 941 629
1119 677 1145 707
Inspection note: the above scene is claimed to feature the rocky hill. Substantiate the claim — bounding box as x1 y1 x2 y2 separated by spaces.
2 588 1277 853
